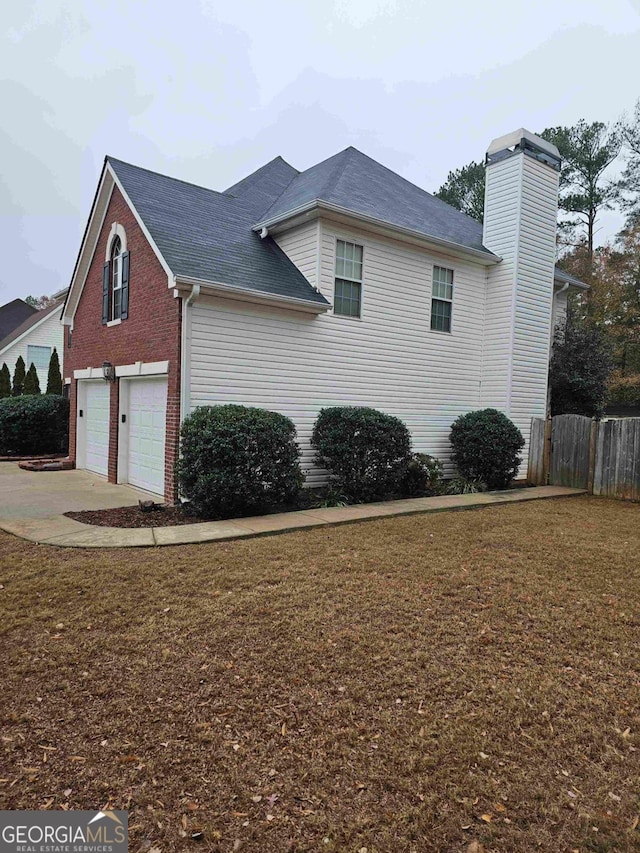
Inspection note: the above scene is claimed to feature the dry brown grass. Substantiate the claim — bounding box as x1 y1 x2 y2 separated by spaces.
1 495 639 853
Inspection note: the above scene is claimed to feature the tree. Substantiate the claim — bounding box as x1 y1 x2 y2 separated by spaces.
12 356 26 396
541 121 622 264
434 161 486 222
46 348 63 395
0 363 11 398
23 363 41 396
549 314 613 417
25 294 56 310
616 98 640 228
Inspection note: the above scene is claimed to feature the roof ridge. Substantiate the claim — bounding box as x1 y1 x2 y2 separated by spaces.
224 155 299 196
334 146 486 228
106 156 228 198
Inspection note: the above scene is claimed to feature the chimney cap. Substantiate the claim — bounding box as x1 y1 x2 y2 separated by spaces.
487 128 560 160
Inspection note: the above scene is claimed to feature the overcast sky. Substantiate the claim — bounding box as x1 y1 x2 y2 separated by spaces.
1 0 640 304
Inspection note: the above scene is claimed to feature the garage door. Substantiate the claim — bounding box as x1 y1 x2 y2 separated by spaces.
127 377 167 495
84 381 110 476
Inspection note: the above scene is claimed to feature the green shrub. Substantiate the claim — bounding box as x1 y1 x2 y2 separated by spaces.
449 409 524 490
0 395 69 456
23 363 41 395
311 406 412 502
0 363 10 399
46 348 63 396
402 453 444 496
446 476 488 495
177 404 304 518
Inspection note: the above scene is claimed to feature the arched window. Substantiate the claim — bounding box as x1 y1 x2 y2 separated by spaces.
111 236 123 320
102 224 129 325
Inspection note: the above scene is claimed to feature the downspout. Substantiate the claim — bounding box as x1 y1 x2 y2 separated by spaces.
546 281 569 417
180 283 200 426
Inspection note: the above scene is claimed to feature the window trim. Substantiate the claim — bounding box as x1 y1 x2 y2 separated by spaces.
102 222 129 326
333 238 364 319
430 265 454 334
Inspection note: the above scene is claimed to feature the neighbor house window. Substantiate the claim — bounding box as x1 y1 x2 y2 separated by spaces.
102 225 130 325
27 345 51 377
334 239 363 318
430 266 454 332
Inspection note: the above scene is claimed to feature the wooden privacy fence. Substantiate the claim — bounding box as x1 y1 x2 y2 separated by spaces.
528 414 640 500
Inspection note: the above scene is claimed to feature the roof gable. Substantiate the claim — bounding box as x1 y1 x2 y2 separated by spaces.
0 299 64 353
106 157 329 307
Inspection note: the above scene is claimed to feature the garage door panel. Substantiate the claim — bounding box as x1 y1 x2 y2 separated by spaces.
83 381 109 476
127 378 167 495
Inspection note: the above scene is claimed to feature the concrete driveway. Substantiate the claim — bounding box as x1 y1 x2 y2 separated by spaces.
0 463 158 546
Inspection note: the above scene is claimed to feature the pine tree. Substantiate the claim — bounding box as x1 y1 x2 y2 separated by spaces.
12 356 26 396
46 348 63 395
23 363 41 396
0 363 11 398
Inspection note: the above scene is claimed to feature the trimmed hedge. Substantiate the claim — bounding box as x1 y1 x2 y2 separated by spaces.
0 394 69 456
450 408 524 490
311 406 412 502
176 404 304 518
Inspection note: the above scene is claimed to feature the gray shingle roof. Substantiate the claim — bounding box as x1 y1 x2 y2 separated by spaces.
107 157 329 307
0 299 37 344
106 149 587 304
257 147 495 256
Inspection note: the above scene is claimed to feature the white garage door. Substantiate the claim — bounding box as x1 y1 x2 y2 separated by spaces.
84 381 110 476
127 377 167 495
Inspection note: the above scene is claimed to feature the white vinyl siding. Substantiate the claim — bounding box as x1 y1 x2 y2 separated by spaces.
482 150 559 459
189 222 486 484
274 221 319 288
0 305 64 388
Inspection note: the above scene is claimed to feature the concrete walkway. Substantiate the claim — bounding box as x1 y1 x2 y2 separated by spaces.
0 463 585 548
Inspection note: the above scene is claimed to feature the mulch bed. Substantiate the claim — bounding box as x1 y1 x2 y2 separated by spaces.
64 505 203 528
1 495 639 852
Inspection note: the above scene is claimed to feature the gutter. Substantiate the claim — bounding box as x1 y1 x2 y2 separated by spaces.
173 275 330 314
253 200 502 266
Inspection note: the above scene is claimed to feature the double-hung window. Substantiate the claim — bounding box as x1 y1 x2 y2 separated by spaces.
102 228 130 325
430 266 454 332
334 239 363 318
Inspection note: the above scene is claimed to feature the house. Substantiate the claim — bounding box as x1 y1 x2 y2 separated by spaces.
61 128 587 501
0 293 66 390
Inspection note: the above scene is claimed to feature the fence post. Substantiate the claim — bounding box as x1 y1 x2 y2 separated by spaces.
586 419 598 494
543 417 552 485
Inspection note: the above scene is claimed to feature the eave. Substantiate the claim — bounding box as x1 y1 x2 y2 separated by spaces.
254 200 501 267
173 275 330 314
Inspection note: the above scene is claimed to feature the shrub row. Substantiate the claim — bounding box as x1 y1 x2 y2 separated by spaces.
0 395 69 456
178 404 525 518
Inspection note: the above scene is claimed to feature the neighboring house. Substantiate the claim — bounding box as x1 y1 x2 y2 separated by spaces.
62 128 587 500
0 293 66 389
0 298 37 343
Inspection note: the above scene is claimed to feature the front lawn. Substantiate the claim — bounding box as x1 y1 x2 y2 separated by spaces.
1 496 639 852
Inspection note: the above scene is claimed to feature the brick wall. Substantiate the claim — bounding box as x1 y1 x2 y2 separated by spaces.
65 185 182 502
